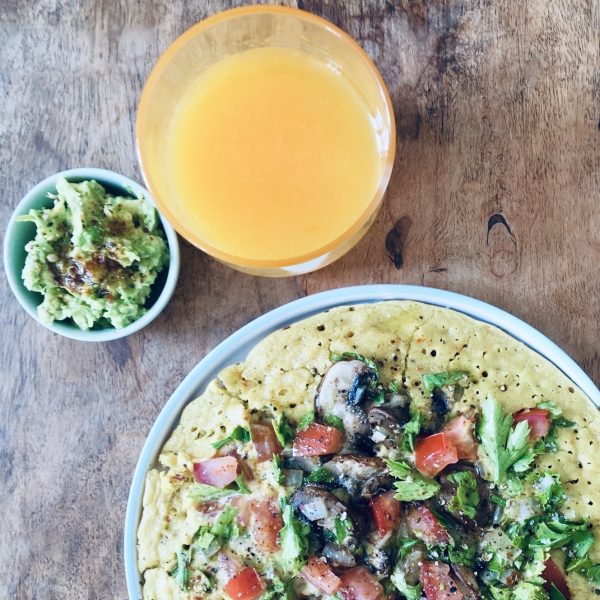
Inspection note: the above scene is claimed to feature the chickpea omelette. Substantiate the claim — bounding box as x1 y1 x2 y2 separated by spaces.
137 301 600 600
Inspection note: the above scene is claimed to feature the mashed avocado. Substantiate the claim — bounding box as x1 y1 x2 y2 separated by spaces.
19 177 169 330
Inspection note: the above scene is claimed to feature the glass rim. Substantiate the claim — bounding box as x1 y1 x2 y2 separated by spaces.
136 4 397 269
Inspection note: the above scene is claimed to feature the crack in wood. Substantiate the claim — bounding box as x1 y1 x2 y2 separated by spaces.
385 216 412 269
486 213 516 245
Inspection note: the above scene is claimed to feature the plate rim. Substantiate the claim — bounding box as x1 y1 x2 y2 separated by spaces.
124 284 600 599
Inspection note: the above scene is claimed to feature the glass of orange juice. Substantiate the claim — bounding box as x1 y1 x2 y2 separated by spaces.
137 5 395 276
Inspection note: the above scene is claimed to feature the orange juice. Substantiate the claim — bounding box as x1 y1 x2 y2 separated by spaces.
164 47 382 264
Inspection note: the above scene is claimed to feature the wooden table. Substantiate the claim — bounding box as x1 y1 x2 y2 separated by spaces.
1 0 598 597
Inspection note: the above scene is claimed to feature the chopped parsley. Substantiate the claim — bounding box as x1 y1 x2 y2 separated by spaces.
323 414 345 431
333 517 353 544
330 351 379 375
532 472 566 511
189 484 238 502
278 497 310 575
234 474 250 494
261 576 294 599
390 568 422 600
386 459 440 501
211 425 250 450
189 476 250 502
401 410 425 453
170 547 191 591
305 466 335 484
194 505 239 551
273 454 284 484
447 470 480 519
422 370 469 394
297 411 315 430
273 413 295 447
477 395 533 483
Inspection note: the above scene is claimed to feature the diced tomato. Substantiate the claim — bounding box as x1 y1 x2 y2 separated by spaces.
248 499 282 553
293 423 344 457
218 448 254 481
407 506 451 545
415 432 458 476
513 408 551 440
224 567 264 600
250 423 283 462
300 556 343 595
442 415 478 461
231 496 252 527
370 491 401 536
420 560 463 600
339 566 384 600
193 456 238 487
542 558 571 599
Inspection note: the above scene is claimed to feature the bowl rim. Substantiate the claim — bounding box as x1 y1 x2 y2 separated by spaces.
124 284 600 598
3 167 180 342
136 4 397 269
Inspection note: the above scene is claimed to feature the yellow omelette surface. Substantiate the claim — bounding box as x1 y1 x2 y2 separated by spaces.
137 301 600 599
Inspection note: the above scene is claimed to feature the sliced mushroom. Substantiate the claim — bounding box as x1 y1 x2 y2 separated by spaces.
290 486 358 551
282 451 321 473
451 564 481 599
437 465 493 528
367 407 404 450
431 387 452 417
385 390 411 410
394 543 426 586
321 455 393 499
315 361 375 443
322 543 356 568
363 530 392 576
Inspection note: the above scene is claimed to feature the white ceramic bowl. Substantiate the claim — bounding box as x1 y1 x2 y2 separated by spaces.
123 284 600 598
4 168 180 342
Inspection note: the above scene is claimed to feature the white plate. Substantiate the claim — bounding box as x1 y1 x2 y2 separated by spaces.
124 284 600 598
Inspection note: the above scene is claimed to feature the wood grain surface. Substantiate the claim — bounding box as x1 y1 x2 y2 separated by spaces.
1 0 599 597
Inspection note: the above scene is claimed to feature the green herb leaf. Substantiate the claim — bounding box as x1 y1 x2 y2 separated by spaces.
549 584 568 600
422 370 468 394
490 494 506 507
273 413 295 447
448 471 480 519
388 379 401 394
586 564 600 584
278 497 310 575
536 401 562 417
234 475 250 495
386 459 440 501
194 506 239 552
261 575 295 600
395 538 419 562
532 472 566 511
402 410 425 453
531 517 591 550
189 484 237 502
305 466 335 484
448 544 477 567
330 352 379 375
273 454 284 484
170 547 191 591
323 414 345 431
211 425 250 450
333 517 353 544
372 387 386 406
554 417 576 428
478 395 532 483
297 411 315 431
390 567 422 600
